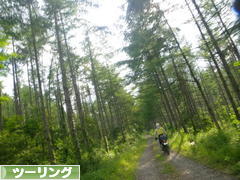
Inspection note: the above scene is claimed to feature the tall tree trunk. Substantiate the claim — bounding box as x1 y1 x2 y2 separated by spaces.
162 13 221 129
56 70 67 135
46 58 54 121
28 42 40 110
107 101 115 128
81 91 90 119
152 70 178 129
99 89 111 135
86 36 109 152
26 58 33 106
158 65 188 133
185 0 240 120
15 61 23 117
11 39 22 116
209 0 240 61
53 10 81 162
170 56 198 132
191 0 240 102
60 13 90 150
112 97 126 142
157 102 168 129
149 75 174 128
86 85 103 141
209 62 232 114
28 3 54 162
0 87 3 131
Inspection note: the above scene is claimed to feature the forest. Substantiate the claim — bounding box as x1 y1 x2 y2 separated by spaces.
0 0 240 179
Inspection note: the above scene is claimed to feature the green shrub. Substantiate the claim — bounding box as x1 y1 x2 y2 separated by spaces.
81 135 146 180
169 125 240 176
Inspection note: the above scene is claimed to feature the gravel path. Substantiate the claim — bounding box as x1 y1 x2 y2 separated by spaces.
136 138 174 180
136 138 238 180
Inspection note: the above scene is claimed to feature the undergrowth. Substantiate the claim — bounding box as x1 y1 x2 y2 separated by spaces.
81 134 147 180
169 125 240 177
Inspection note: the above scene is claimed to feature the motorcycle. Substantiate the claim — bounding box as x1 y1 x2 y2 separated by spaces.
158 134 170 155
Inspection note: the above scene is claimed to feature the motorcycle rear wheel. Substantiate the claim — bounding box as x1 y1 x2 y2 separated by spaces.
163 145 170 155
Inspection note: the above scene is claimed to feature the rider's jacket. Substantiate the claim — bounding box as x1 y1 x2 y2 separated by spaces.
155 127 166 136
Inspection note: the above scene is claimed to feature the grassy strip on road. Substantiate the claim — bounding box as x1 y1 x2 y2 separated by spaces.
152 140 178 176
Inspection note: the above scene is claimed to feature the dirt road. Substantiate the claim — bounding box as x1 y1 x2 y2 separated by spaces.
136 138 237 180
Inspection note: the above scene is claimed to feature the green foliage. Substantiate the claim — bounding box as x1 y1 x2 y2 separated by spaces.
0 95 10 102
233 61 240 67
234 61 240 72
0 129 26 164
0 36 9 69
81 135 146 180
54 136 82 165
0 37 9 48
169 125 240 176
0 114 48 165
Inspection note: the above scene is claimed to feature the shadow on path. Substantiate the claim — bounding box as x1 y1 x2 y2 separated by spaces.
136 137 237 180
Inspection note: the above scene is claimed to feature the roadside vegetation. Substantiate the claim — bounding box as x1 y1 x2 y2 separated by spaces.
82 134 146 180
169 124 240 177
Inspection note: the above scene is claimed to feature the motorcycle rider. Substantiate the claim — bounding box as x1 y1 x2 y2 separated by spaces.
154 123 167 148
